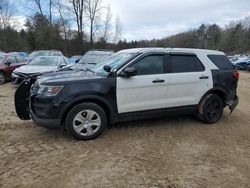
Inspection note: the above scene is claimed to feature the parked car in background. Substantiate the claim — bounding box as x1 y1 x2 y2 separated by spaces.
15 48 239 140
12 56 69 84
28 50 64 62
235 60 250 70
69 55 82 64
0 53 27 84
247 64 250 72
18 52 29 57
60 50 114 72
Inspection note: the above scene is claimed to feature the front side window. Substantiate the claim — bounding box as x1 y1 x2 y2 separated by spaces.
130 55 165 75
168 55 204 73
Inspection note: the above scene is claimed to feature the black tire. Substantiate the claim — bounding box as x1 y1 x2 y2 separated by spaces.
66 102 107 140
197 94 224 124
0 72 6 85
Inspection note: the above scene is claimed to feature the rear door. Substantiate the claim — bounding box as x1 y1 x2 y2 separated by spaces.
165 53 212 108
117 53 168 113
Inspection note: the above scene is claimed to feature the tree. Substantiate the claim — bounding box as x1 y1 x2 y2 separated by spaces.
206 24 221 50
103 5 112 42
0 0 12 29
68 0 85 43
113 16 122 44
84 0 103 45
25 13 62 50
34 0 44 16
197 24 208 49
52 0 70 40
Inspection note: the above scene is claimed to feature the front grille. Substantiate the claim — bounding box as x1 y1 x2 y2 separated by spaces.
16 72 38 78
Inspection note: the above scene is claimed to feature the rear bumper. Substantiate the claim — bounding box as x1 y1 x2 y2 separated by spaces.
31 110 62 129
228 95 239 113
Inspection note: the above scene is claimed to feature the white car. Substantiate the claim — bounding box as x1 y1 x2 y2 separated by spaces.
12 56 69 84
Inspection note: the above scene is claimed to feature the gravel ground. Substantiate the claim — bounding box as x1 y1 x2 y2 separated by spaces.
0 72 250 188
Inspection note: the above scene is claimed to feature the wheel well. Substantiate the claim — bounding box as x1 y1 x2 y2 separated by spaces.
0 71 7 82
208 90 227 105
0 71 6 77
61 98 111 125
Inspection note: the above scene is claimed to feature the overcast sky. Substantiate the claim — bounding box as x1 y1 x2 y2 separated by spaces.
12 0 250 41
109 0 250 41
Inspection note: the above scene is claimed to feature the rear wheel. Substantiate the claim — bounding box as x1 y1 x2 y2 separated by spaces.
0 72 6 85
197 94 224 124
66 103 107 140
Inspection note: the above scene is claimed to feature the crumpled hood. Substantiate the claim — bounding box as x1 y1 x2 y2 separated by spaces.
59 63 94 72
37 69 101 84
14 65 57 74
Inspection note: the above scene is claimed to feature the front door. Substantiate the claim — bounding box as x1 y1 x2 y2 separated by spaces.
117 53 168 113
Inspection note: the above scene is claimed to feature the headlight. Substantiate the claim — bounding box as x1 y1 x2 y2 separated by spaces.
12 72 18 78
37 85 64 96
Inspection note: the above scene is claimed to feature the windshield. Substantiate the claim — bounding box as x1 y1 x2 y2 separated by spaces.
29 51 50 59
28 57 58 66
93 52 136 76
78 54 110 65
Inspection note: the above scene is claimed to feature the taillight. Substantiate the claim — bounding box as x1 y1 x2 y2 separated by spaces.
232 70 239 81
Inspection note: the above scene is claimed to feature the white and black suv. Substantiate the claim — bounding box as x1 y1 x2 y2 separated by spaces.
15 48 239 140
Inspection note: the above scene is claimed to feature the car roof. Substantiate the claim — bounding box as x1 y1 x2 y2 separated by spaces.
32 50 61 53
118 48 225 55
36 56 63 58
2 53 23 56
86 50 114 55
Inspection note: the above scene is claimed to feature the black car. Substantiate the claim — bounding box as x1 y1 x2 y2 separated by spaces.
15 48 239 140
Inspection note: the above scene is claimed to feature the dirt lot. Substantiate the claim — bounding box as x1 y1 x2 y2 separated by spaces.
0 72 250 188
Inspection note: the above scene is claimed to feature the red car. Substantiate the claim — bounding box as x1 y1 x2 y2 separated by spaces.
0 53 27 84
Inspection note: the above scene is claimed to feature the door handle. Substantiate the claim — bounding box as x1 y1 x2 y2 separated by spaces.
199 76 209 80
153 79 165 83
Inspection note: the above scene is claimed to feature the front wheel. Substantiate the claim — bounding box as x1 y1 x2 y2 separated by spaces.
66 103 107 140
197 94 224 124
0 72 6 85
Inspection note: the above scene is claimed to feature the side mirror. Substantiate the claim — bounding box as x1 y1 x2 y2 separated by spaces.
120 67 137 77
5 62 11 66
103 65 111 73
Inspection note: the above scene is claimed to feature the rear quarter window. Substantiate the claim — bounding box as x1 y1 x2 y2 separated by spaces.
208 55 234 70
168 55 205 73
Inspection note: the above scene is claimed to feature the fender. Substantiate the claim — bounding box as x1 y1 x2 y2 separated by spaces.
198 87 228 106
59 95 118 124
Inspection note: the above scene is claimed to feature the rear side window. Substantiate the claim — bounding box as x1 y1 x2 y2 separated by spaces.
168 55 205 73
208 55 234 70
